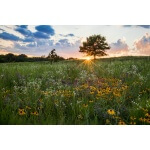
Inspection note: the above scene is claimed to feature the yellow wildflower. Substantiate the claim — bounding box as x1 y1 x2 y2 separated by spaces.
139 117 147 122
130 122 136 125
146 118 150 124
141 108 148 112
90 91 94 95
18 109 26 115
118 120 126 125
145 113 150 118
130 116 136 120
31 111 39 116
105 87 111 94
97 90 103 97
107 109 116 115
113 91 121 97
90 86 97 91
83 104 88 108
89 100 94 103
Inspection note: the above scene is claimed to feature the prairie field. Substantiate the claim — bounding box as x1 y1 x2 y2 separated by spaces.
0 56 150 125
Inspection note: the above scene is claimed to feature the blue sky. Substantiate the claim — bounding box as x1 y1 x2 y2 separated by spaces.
0 25 150 58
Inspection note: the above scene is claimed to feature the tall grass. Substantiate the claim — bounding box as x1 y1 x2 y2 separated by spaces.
0 57 150 125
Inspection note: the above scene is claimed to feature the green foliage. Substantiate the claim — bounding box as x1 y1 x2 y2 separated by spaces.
79 35 110 59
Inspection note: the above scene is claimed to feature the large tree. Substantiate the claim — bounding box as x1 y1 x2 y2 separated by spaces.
79 34 110 59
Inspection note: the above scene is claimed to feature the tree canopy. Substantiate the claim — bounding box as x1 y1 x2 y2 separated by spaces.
79 34 110 59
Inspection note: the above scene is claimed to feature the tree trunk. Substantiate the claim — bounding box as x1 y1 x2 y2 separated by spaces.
94 54 96 60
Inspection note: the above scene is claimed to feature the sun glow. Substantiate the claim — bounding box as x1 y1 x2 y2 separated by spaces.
85 57 91 61
83 57 94 67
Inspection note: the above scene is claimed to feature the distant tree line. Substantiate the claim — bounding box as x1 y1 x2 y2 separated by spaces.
0 49 65 63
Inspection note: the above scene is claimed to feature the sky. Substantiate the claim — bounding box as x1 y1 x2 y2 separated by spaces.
0 25 150 58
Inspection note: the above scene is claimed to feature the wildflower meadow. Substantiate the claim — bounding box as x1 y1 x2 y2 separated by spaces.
0 56 150 125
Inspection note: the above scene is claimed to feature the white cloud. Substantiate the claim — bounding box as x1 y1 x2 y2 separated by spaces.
110 38 128 51
106 38 129 57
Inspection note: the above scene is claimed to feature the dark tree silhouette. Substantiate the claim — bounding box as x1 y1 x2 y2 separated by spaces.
17 54 27 62
47 49 57 64
79 35 110 59
47 49 64 64
0 51 65 63
5 53 16 62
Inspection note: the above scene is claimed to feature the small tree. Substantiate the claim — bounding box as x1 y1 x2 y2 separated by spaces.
47 49 58 64
79 34 110 59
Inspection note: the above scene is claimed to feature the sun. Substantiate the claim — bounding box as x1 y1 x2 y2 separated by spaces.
85 57 91 61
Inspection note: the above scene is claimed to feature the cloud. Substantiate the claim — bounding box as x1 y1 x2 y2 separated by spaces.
15 25 55 40
0 32 22 41
0 28 5 32
11 38 56 56
107 34 150 57
33 32 50 39
35 39 54 47
16 25 28 29
59 39 69 43
110 38 129 51
136 25 150 29
15 26 32 37
23 37 35 42
59 33 75 37
122 25 150 29
35 25 55 35
18 25 28 29
66 33 74 37
134 33 150 55
106 38 129 57
56 39 72 47
123 25 132 27
0 39 14 48
26 43 37 48
0 49 19 55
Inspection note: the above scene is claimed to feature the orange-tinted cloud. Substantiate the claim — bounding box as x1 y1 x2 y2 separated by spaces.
0 49 19 55
134 33 150 55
